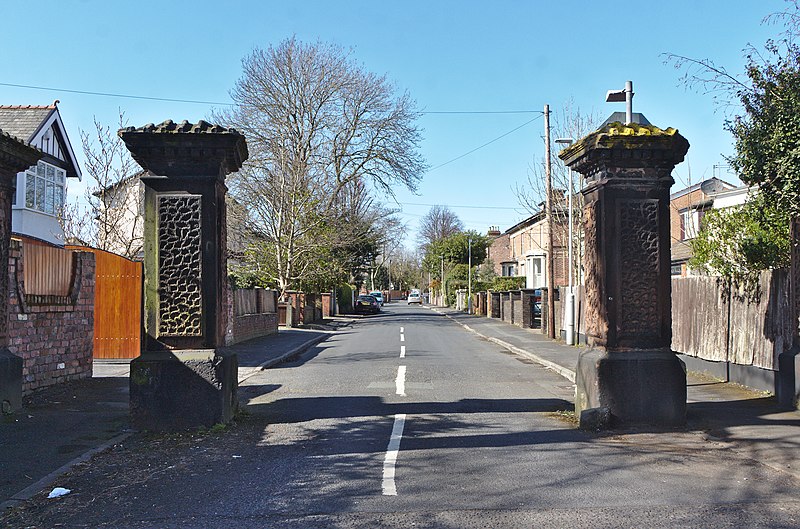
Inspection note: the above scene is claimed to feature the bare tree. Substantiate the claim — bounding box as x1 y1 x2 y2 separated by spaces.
60 112 144 259
215 38 425 293
417 204 464 249
514 102 602 287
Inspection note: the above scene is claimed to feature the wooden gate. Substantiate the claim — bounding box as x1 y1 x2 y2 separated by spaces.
68 246 142 359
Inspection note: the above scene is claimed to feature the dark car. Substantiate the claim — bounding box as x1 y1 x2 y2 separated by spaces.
354 294 380 315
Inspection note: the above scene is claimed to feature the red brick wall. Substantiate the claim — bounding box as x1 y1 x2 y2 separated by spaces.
7 241 95 394
231 312 278 344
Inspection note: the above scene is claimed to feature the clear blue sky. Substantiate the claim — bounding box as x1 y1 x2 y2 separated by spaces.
0 0 782 244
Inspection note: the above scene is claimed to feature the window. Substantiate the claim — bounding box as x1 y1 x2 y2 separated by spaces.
25 161 66 215
502 263 516 276
680 208 705 240
526 255 545 289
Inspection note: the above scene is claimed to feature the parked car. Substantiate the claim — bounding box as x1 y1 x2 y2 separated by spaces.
369 291 384 305
407 291 422 305
355 295 381 314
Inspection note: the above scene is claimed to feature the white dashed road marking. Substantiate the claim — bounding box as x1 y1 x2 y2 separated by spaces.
382 413 407 496
395 365 406 396
400 345 406 358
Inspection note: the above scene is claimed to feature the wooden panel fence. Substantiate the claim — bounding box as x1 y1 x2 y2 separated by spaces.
671 276 728 363
233 288 278 316
22 239 73 296
68 246 142 359
234 289 258 316
671 270 792 371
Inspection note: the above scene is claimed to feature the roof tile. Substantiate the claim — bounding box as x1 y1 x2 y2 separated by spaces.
0 106 55 141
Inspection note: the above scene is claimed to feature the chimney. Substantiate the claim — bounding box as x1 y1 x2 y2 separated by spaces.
487 225 501 237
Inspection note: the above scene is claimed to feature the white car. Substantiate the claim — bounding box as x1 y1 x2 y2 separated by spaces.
407 291 422 304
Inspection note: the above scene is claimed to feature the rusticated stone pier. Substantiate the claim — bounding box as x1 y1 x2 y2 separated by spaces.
119 120 248 431
559 121 690 429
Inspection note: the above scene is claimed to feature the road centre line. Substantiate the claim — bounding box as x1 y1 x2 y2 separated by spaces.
400 345 406 358
381 413 406 496
400 334 405 342
400 326 404 333
396 365 406 396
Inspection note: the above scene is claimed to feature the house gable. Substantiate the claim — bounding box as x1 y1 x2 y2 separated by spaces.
0 103 81 180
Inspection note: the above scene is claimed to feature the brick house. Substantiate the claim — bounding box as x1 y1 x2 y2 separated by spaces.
669 177 738 276
496 208 568 289
486 226 514 277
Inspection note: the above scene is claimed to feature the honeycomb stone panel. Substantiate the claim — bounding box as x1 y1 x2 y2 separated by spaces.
158 195 202 336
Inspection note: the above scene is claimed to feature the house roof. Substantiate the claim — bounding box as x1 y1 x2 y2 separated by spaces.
0 105 56 142
93 170 146 197
504 211 545 235
0 102 81 179
670 177 737 201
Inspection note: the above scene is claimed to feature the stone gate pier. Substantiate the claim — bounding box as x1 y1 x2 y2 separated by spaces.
559 121 690 428
119 120 248 431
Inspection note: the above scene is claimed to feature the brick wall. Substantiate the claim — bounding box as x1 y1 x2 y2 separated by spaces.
228 287 279 344
231 312 278 344
8 240 95 394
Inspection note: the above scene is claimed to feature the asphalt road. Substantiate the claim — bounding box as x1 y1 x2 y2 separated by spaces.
4 303 800 528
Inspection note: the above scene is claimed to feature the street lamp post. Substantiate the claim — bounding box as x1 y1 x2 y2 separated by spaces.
606 80 634 124
556 137 575 345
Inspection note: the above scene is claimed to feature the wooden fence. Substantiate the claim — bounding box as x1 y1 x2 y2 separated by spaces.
672 271 792 371
234 288 277 316
68 246 142 360
22 239 73 296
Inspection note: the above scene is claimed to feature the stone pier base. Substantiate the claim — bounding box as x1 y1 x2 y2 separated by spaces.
0 348 22 414
130 350 238 431
575 348 686 429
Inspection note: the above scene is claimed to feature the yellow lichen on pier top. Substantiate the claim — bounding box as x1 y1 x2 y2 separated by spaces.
604 121 678 137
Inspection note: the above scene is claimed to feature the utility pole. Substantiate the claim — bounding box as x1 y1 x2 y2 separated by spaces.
440 254 445 306
544 104 556 339
556 137 576 345
468 236 473 314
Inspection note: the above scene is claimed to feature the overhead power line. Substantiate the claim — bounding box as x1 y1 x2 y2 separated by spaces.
422 110 543 115
427 115 542 172
398 201 521 211
0 82 542 116
0 82 231 106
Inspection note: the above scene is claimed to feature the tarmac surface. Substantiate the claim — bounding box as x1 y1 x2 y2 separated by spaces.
0 323 344 511
2 305 800 527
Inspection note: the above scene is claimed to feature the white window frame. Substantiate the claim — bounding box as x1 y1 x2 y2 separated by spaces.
25 160 66 216
525 254 545 289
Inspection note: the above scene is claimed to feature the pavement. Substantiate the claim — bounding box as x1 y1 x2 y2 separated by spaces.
4 306 800 513
0 318 352 510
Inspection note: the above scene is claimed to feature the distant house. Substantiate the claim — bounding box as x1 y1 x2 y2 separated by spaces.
669 177 740 276
486 226 514 277
97 171 253 261
93 172 146 260
501 207 568 290
0 102 81 245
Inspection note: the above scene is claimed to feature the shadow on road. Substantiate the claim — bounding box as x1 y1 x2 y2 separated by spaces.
245 395 573 423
